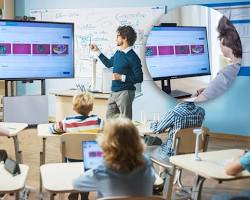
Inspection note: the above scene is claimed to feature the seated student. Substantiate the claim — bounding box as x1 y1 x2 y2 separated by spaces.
73 117 156 199
49 92 103 134
148 101 205 159
212 151 250 200
49 92 103 200
195 16 242 102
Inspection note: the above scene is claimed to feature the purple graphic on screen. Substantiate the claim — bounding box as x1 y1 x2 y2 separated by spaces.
158 46 174 55
145 46 158 56
52 44 69 55
13 44 31 54
175 45 190 55
0 43 11 54
89 152 97 157
191 45 205 54
33 44 50 55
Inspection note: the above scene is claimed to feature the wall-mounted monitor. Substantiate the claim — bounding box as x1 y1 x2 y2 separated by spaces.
146 26 210 81
0 20 74 80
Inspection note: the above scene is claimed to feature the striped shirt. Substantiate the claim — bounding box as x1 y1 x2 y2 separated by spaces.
150 102 205 156
50 115 103 134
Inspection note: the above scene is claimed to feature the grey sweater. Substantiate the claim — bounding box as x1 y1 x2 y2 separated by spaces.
201 63 240 100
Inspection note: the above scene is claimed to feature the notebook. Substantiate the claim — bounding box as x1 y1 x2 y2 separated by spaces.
82 141 103 171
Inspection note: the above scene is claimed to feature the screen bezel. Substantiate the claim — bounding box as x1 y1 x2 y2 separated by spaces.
0 19 75 80
147 26 211 81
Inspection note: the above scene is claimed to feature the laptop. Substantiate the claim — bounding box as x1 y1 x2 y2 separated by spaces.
82 141 103 171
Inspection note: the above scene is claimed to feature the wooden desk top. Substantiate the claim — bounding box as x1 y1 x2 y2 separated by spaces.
50 90 109 99
134 122 153 136
37 123 57 138
170 149 250 181
40 162 83 192
0 164 29 192
0 122 28 136
40 162 163 192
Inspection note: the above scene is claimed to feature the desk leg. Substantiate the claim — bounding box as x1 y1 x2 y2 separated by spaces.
49 193 55 200
40 138 47 195
15 191 19 200
42 137 46 164
191 175 206 200
13 136 22 163
162 167 176 200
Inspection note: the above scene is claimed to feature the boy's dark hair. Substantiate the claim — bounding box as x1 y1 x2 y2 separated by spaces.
217 16 242 58
117 25 137 46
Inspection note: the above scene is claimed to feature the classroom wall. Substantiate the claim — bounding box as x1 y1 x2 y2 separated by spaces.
15 0 250 136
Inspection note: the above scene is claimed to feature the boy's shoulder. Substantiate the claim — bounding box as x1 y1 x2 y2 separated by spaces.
65 114 85 120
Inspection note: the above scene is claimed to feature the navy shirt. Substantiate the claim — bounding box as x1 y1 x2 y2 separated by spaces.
99 49 143 92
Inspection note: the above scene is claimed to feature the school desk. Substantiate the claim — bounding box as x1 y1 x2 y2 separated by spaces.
40 162 82 200
40 162 163 200
0 163 29 200
170 149 250 200
0 122 28 163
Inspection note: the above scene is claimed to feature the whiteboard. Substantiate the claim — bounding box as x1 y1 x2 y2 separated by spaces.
30 7 165 79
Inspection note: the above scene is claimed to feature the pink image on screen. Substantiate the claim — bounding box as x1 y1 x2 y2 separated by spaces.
33 44 50 54
52 44 69 55
145 46 158 56
158 46 174 55
0 43 11 54
175 45 190 55
191 45 204 54
13 44 31 54
96 151 103 157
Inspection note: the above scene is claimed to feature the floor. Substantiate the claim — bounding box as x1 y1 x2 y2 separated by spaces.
0 128 250 200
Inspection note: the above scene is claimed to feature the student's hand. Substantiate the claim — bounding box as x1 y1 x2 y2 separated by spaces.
89 44 99 52
196 88 205 96
112 73 122 80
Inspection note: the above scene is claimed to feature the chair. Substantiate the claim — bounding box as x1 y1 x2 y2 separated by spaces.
60 132 98 162
150 127 209 200
98 196 165 200
40 132 97 200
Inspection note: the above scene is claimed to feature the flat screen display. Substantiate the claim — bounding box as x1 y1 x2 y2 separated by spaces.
146 26 210 80
0 20 74 79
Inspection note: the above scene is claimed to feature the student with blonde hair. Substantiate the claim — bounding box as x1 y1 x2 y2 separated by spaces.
49 92 103 200
73 118 156 199
49 92 103 134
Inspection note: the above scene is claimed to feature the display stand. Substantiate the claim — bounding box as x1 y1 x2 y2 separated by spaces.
161 79 191 99
157 23 192 99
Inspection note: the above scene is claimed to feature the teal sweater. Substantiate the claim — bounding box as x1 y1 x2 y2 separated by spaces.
99 49 143 92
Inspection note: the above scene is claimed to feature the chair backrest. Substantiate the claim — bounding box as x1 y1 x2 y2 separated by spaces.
173 127 209 155
98 196 165 200
60 132 98 161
